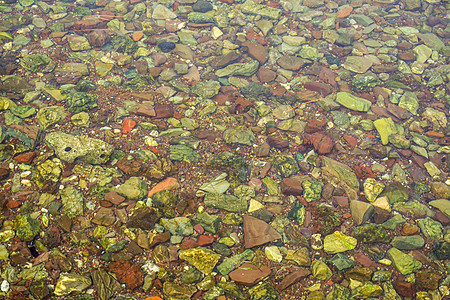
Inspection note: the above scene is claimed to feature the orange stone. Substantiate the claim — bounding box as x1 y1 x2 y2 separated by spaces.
337 6 353 18
131 32 144 42
122 118 136 134
148 177 180 197
145 297 163 300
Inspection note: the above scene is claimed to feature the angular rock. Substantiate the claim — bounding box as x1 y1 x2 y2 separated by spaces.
179 247 221 274
54 273 92 296
243 215 282 248
229 262 271 285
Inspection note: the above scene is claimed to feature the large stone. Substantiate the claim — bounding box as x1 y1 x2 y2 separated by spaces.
374 118 398 145
215 60 259 77
45 132 114 164
36 106 66 130
243 215 282 248
92 269 121 300
217 249 254 275
241 0 282 19
223 127 256 146
336 92 372 112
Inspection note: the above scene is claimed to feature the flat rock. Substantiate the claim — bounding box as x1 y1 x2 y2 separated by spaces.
229 263 271 285
243 215 282 248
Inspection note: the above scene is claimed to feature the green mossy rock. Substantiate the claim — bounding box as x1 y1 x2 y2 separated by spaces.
179 247 221 274
15 214 40 242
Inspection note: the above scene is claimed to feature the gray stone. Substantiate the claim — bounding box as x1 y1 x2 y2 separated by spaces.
390 235 425 250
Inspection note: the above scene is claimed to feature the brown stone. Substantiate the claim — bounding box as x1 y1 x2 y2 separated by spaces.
397 41 413 50
197 235 214 246
87 30 111 48
277 55 306 71
266 136 289 149
126 206 161 230
132 102 156 117
0 168 10 181
398 52 415 61
257 67 277 83
92 207 116 226
116 157 144 176
242 41 268 64
387 103 412 120
229 263 271 285
210 52 241 69
104 191 125 206
149 231 171 248
305 119 326 133
393 279 416 297
280 178 303 196
332 196 349 208
415 270 442 290
276 268 311 291
154 104 174 119
306 132 334 155
401 223 420 235
107 260 144 290
318 68 338 88
243 215 282 248
303 82 332 96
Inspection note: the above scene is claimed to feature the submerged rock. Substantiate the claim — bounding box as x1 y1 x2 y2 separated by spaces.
45 132 114 164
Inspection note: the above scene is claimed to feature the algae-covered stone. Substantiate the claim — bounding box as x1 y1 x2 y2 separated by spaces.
71 112 90 127
116 177 148 201
215 60 259 77
187 12 216 24
261 177 282 196
311 260 332 280
36 106 66 130
272 155 299 178
223 126 256 146
204 193 247 212
67 35 91 51
54 273 92 296
241 0 282 19
390 235 425 250
363 178 385 202
151 190 179 218
179 247 221 274
352 76 380 91
161 217 193 236
169 144 200 163
398 91 419 115
302 180 323 202
21 54 51 72
217 249 254 275
429 199 450 218
163 282 197 299
248 283 280 300
388 134 411 149
387 247 422 275
374 118 398 145
326 284 350 300
336 92 372 112
192 211 221 234
353 224 390 243
321 156 359 189
352 282 383 298
60 185 85 218
33 158 62 191
417 217 443 241
181 267 204 284
65 92 97 113
191 80 221 99
208 151 248 184
265 246 282 262
196 173 230 197
10 105 36 119
324 231 357 254
15 214 40 242
285 247 311 266
423 107 447 132
45 132 114 164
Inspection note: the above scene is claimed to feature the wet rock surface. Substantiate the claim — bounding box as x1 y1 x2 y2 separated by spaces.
0 0 449 299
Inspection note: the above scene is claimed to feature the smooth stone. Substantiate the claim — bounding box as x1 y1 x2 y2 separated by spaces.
54 273 92 296
374 118 398 145
343 56 373 73
390 235 425 250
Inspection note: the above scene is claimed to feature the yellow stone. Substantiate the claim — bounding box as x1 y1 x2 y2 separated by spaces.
211 27 223 40
372 196 391 212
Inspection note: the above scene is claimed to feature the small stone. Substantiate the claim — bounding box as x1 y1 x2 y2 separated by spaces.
416 217 443 241
387 247 422 275
336 92 372 112
343 56 373 73
324 231 357 254
217 249 254 275
353 224 390 243
265 246 282 262
363 178 385 202
311 260 332 281
54 273 92 296
350 200 374 225
243 215 282 248
179 247 221 274
248 283 280 300
390 235 425 250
